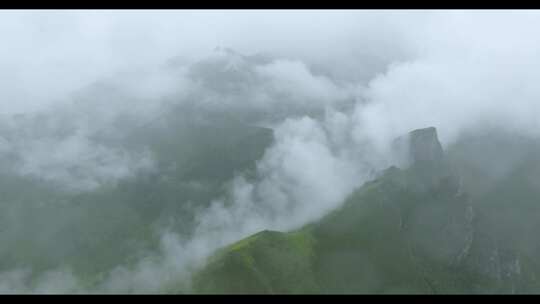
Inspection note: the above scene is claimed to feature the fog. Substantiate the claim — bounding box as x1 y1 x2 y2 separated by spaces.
1 10 540 293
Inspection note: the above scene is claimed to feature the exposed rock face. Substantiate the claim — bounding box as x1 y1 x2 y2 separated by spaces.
392 127 444 168
392 126 456 194
408 127 444 165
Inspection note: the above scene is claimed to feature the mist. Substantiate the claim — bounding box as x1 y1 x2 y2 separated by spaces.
1 10 540 293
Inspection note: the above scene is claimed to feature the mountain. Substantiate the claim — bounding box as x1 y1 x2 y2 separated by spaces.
191 127 540 294
0 49 288 287
0 106 274 281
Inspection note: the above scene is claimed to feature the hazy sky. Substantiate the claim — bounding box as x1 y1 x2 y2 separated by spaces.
2 10 539 138
0 10 422 114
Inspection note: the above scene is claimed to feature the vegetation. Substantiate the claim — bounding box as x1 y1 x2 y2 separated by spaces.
192 127 540 294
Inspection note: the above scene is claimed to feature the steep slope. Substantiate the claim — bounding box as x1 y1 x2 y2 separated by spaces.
193 230 319 294
191 127 540 294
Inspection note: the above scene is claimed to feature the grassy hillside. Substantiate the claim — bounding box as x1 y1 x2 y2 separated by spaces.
193 230 319 294
191 127 540 294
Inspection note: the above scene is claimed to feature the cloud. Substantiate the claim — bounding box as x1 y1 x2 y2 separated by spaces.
15 132 154 192
254 60 347 107
0 10 413 115
355 11 540 146
0 268 81 294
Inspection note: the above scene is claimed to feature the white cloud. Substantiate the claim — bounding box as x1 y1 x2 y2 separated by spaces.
16 133 154 192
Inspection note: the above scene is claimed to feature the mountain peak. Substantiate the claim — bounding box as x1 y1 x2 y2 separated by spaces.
393 126 444 168
408 127 444 165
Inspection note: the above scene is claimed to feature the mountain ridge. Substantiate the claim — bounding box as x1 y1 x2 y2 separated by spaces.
190 126 540 294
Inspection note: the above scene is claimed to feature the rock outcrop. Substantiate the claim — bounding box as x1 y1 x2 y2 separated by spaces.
392 126 444 168
408 127 444 165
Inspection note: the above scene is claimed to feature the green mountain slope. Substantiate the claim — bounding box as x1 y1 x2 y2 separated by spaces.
192 127 540 294
193 230 319 294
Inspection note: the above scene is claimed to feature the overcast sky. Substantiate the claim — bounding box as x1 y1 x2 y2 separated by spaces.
0 10 426 114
